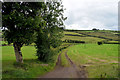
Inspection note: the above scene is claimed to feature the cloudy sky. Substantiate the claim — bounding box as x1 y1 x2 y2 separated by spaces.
62 0 119 30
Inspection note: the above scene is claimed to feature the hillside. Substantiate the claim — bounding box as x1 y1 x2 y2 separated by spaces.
62 30 119 44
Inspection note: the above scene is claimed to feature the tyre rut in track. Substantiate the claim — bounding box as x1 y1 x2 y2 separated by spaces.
39 49 88 78
65 51 88 78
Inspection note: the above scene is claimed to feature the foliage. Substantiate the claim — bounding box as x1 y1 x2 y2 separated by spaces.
92 28 99 31
97 42 102 45
64 39 85 43
2 1 66 62
2 2 46 63
2 2 43 45
35 1 66 62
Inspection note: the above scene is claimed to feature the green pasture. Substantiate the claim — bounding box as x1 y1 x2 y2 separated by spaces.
76 31 118 41
105 41 119 44
62 35 105 43
63 31 119 44
2 46 58 78
67 44 118 78
64 31 82 35
2 30 119 78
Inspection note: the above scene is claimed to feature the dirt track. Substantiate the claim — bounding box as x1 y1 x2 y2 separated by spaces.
39 50 88 78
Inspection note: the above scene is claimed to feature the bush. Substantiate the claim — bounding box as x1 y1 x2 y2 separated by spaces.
2 41 8 46
64 39 85 43
97 42 102 45
92 28 99 31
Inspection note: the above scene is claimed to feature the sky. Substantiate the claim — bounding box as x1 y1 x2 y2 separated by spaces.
62 0 119 30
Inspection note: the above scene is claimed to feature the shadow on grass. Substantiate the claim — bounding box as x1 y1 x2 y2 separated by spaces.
24 59 40 64
2 58 50 78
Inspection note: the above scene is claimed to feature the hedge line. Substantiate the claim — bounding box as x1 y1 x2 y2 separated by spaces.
63 39 85 43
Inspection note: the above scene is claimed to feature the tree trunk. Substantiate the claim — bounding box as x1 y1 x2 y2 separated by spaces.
13 42 23 63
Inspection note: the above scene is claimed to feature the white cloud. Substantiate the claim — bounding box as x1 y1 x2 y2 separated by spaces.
62 0 119 30
0 0 2 1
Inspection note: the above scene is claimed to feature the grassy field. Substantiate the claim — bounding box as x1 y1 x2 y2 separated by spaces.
2 46 58 78
2 42 72 78
63 30 119 44
62 36 105 43
75 30 119 41
67 44 118 78
2 30 119 78
62 31 106 43
64 31 82 35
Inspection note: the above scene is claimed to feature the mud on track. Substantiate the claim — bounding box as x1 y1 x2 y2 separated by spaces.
38 50 88 78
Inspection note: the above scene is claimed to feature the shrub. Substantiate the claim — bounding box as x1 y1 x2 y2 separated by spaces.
2 41 8 46
97 42 102 45
64 39 85 43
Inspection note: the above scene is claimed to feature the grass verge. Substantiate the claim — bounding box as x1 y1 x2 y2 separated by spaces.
2 46 58 78
60 49 70 67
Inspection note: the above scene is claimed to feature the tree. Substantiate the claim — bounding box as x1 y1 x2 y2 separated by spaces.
35 1 67 62
92 28 99 31
2 2 44 63
2 1 67 63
